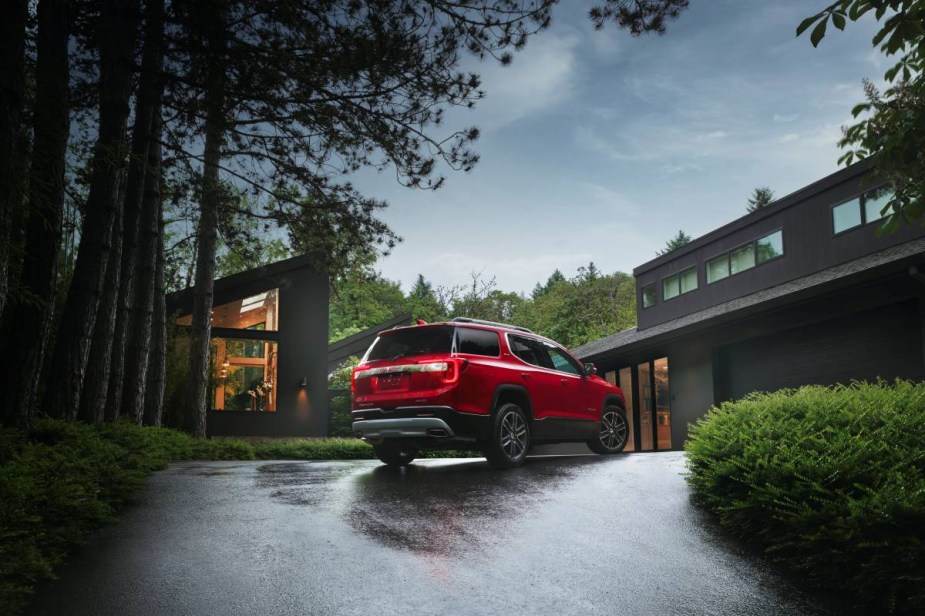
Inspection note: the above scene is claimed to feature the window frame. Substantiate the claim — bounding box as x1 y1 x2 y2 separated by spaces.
831 186 892 236
453 326 501 358
641 283 656 309
705 227 785 286
660 265 698 302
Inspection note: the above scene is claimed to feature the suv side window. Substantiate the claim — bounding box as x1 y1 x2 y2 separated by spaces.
542 341 582 375
455 327 500 357
509 335 553 369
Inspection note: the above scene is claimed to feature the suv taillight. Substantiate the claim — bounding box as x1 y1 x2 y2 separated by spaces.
417 359 465 384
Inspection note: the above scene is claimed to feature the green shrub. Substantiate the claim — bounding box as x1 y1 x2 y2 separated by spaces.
254 437 374 460
685 381 925 614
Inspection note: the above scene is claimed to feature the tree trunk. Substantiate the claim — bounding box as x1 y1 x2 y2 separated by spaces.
123 112 163 423
43 0 140 420
184 5 226 437
77 192 123 423
0 0 28 321
0 0 70 429
106 0 165 422
143 166 167 427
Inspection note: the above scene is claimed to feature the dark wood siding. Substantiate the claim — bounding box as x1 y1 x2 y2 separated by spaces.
635 161 925 331
714 300 924 401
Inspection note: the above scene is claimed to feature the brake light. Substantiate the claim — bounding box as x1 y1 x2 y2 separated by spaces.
351 367 366 394
417 359 464 384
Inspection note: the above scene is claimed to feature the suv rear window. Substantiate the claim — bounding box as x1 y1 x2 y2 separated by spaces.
455 327 500 357
366 325 454 361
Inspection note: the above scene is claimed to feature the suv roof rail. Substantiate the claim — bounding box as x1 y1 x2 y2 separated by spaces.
451 316 534 334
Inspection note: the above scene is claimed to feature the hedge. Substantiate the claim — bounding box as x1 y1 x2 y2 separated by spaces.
685 381 925 614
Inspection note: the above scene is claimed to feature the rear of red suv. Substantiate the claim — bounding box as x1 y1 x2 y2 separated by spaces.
351 318 629 468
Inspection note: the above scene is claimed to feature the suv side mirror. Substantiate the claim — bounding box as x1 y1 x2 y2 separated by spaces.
583 363 597 377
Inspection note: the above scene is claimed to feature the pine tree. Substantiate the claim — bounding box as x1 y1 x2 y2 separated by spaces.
656 230 692 256
747 187 775 213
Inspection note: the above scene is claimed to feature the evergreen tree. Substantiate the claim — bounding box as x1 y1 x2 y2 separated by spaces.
656 230 692 256
406 274 446 323
747 187 775 212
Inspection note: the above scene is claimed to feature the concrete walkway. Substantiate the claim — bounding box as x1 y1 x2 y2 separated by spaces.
28 453 854 615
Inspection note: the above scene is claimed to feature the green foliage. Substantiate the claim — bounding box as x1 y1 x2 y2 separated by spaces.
531 269 566 299
656 229 692 256
329 259 407 344
746 186 775 212
797 1 924 229
253 438 374 460
405 274 447 322
685 381 925 613
517 265 636 348
328 357 362 437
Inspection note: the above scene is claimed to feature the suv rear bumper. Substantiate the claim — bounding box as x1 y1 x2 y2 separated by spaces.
351 406 491 444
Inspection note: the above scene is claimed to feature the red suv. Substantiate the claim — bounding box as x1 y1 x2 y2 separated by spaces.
351 317 629 468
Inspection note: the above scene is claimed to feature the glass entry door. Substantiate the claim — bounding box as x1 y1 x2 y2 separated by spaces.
637 362 654 451
608 358 671 451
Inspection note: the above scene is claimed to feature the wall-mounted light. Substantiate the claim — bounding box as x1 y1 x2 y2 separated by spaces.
298 377 307 388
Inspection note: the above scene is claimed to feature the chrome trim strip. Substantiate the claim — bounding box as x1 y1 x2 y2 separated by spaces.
352 418 456 439
354 363 448 379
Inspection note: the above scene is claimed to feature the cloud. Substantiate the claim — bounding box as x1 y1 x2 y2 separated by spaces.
773 113 799 122
451 28 581 132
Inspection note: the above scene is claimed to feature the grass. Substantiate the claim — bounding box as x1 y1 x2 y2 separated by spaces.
685 380 925 614
0 418 480 615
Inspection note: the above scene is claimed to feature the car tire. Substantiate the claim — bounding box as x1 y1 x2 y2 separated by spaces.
484 403 530 469
373 443 417 467
588 406 629 454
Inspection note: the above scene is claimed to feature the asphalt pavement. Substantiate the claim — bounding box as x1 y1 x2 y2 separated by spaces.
28 453 855 616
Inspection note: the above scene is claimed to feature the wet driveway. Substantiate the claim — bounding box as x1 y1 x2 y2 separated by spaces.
28 453 850 616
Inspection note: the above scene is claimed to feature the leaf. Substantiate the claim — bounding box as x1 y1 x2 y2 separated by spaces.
796 14 821 37
851 103 870 117
832 12 846 30
810 18 828 47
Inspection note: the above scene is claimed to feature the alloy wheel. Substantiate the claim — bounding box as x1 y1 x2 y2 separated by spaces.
499 410 528 460
600 410 628 450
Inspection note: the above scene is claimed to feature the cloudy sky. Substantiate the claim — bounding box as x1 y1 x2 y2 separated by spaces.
352 0 885 295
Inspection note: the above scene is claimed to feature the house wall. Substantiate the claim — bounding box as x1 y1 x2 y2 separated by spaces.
592 276 925 450
665 340 713 448
206 265 330 437
635 162 925 331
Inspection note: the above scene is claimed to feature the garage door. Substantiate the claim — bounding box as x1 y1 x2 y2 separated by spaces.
714 299 924 402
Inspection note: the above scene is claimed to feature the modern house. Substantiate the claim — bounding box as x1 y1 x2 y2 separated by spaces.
573 158 925 452
169 255 330 437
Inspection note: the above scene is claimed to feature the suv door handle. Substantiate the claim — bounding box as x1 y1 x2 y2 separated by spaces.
521 373 531 381
560 379 569 386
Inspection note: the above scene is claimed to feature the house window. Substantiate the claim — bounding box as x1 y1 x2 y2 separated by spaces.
210 338 278 411
706 254 729 284
662 266 698 301
176 289 279 330
729 243 755 275
176 288 282 412
707 230 785 284
641 283 656 308
833 198 862 234
832 187 893 234
756 230 783 263
864 187 891 223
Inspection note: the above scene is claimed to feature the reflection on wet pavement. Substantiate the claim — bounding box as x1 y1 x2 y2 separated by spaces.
260 456 604 556
256 461 360 506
